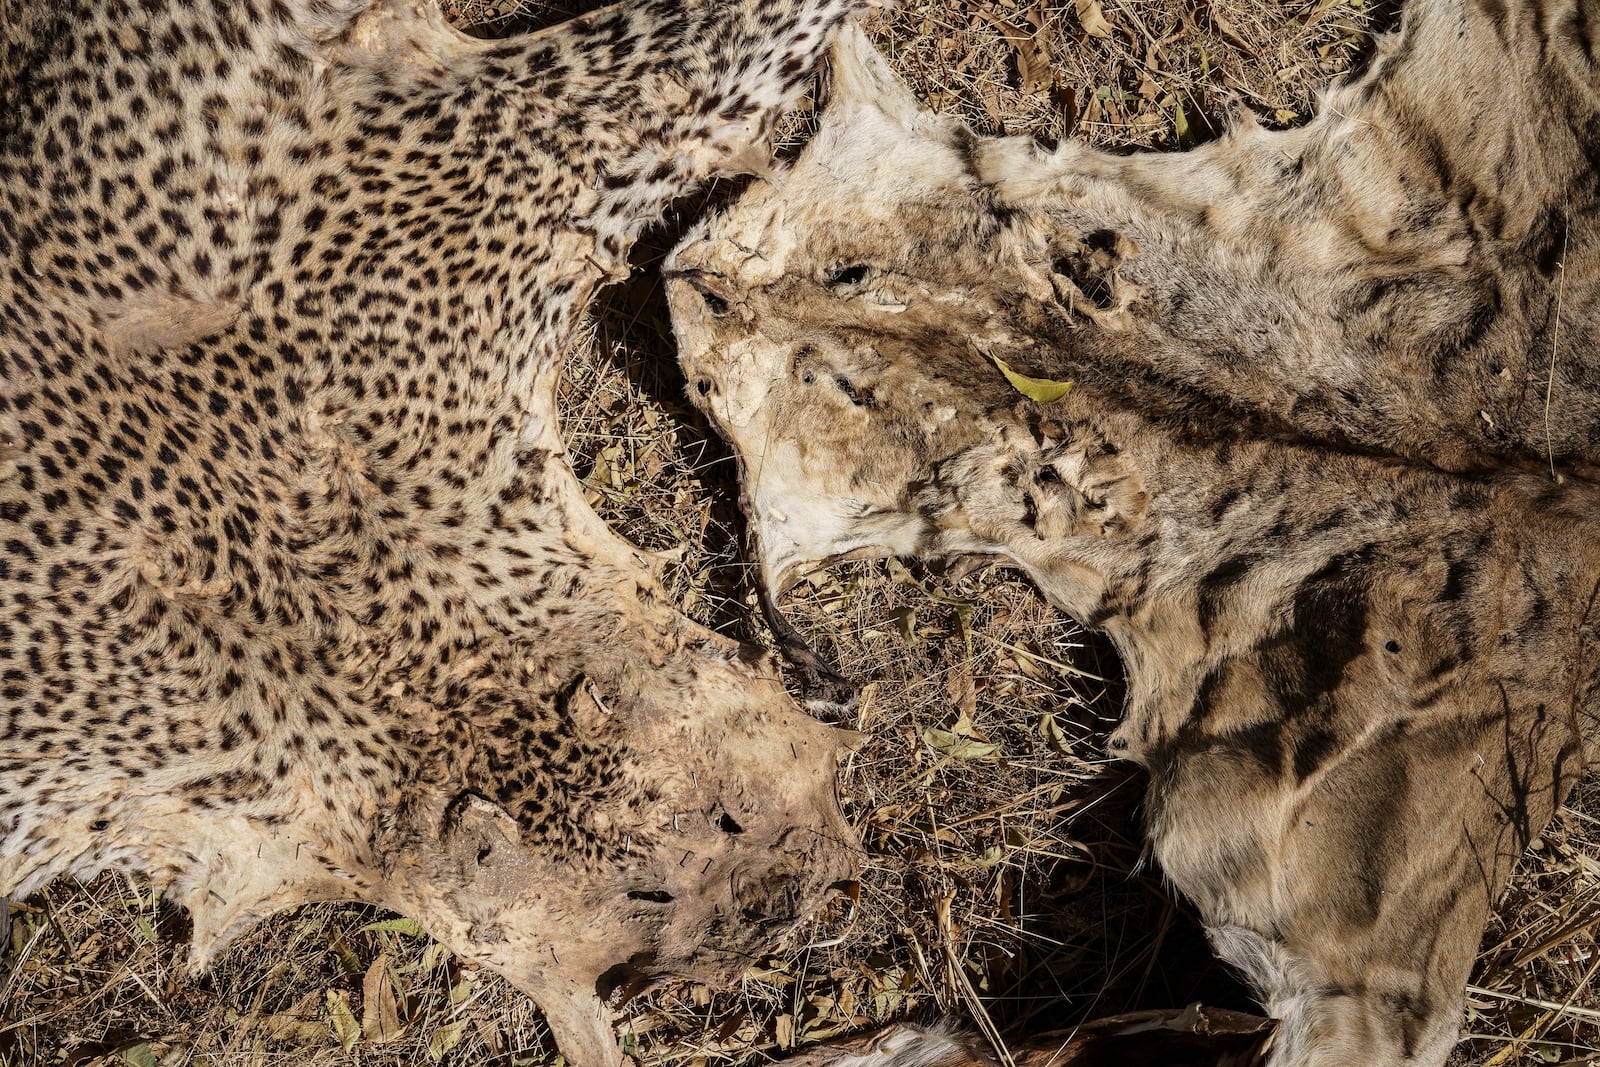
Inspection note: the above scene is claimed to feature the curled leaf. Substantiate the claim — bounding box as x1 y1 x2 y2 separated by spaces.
362 953 405 1044
326 989 361 1052
1038 711 1073 755
428 1020 471 1062
889 605 920 645
1075 0 1114 39
974 9 1053 95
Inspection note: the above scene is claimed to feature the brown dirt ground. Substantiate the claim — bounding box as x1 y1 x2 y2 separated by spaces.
3 2 1597 1066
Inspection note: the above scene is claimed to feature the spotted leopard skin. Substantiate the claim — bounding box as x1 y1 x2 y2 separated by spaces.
0 2 869 1063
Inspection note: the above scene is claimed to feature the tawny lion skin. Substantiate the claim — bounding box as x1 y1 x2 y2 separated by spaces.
666 6 1600 1064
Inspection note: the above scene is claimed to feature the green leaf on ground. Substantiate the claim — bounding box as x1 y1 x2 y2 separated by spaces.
121 1045 159 1067
923 725 1002 761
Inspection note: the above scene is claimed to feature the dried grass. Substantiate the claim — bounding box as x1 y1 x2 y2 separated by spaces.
4 3 1596 1066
